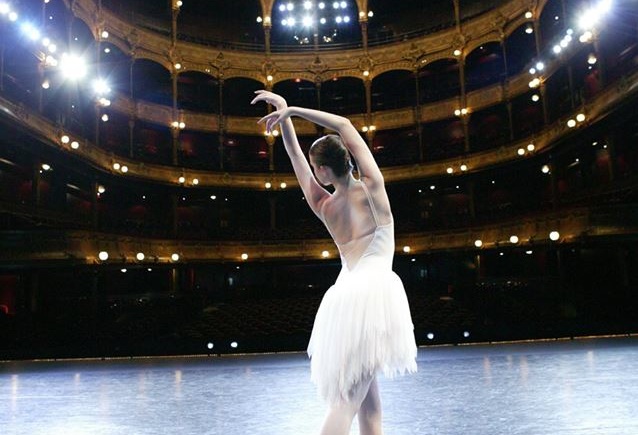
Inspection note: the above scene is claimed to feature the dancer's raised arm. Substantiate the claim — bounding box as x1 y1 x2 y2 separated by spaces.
259 105 383 189
251 90 329 217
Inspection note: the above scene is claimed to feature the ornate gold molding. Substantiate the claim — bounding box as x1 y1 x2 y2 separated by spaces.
1 66 636 189
68 0 537 82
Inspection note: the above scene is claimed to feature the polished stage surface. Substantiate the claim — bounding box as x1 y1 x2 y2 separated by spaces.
1 337 638 435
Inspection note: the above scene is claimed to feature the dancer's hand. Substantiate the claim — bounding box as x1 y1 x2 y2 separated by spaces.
251 90 287 111
258 107 293 134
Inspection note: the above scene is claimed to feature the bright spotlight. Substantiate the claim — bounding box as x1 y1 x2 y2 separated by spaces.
343 15 350 23
340 1 347 8
21 23 40 41
136 252 145 261
60 53 87 80
335 16 342 23
463 331 470 338
230 341 238 348
318 2 325 9
510 235 519 244
549 231 560 241
302 15 313 27
286 2 294 11
207 342 214 350
92 79 110 95
171 253 180 262
0 4 10 15
427 333 434 340
333 1 339 9
98 251 109 261
303 1 312 10
474 239 483 248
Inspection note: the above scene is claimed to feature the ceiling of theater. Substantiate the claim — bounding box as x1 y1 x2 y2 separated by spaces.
100 0 507 47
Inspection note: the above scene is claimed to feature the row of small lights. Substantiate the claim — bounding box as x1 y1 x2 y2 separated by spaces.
234 232 563 262
398 231 561 255
527 0 612 101
2 1 187 133
97 251 181 262
97 231 562 264
255 1 374 26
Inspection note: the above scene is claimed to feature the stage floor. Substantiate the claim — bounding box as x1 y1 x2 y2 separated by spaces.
2 337 638 434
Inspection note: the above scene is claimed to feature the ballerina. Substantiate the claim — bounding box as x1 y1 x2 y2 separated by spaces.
251 90 417 435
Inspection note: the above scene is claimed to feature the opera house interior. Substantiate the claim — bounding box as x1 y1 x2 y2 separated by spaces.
0 0 636 359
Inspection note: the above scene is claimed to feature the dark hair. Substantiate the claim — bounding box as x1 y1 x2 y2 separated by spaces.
309 134 353 177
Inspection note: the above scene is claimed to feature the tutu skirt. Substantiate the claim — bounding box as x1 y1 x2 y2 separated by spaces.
307 263 418 403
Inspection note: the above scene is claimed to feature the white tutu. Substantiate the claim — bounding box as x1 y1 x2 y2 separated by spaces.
307 234 418 403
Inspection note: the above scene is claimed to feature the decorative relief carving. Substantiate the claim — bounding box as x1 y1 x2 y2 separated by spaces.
358 55 374 73
402 42 424 65
308 56 328 76
209 52 230 77
261 59 277 77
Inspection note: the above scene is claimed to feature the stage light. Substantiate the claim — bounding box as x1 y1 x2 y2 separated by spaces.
429 185 435 190
0 4 10 15
474 239 483 248
525 11 532 19
531 94 540 102
98 251 109 261
71 141 79 149
101 30 109 39
48 43 57 53
321 250 330 258
265 182 272 189
178 176 185 184
21 23 40 41
8 11 17 21
567 119 577 128
113 162 121 171
136 252 145 261
463 331 470 338
446 167 453 174
453 49 461 56
280 182 287 189
510 235 519 244
526 250 533 255
427 333 434 340
60 53 87 80
541 164 550 174
302 15 312 27
192 178 199 185
121 165 128 173
207 342 214 350
171 253 180 262
101 114 109 122
549 231 560 241
241 253 249 260
460 164 468 171
517 148 525 156
403 246 411 253
41 163 51 171
576 113 586 122
553 45 562 54
527 143 535 152
41 80 50 89
92 79 110 95
97 185 106 194
230 341 238 348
